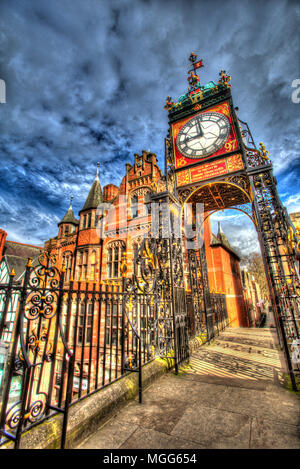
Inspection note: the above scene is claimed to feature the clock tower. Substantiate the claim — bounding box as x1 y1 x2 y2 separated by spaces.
163 53 300 390
165 55 245 201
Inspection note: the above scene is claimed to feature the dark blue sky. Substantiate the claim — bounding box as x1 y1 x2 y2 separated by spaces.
0 0 299 254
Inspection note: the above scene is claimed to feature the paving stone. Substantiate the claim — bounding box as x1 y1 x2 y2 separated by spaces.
120 427 201 449
141 374 228 409
111 396 190 434
77 415 139 449
250 417 300 449
171 404 251 449
217 386 300 425
75 327 300 450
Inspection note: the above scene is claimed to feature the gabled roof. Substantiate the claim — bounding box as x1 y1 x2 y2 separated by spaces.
58 196 79 226
80 163 103 212
2 240 42 281
210 222 240 260
3 240 42 259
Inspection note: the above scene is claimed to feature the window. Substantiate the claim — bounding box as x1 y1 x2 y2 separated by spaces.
65 225 69 235
104 303 122 347
77 303 85 344
90 250 97 280
94 214 102 228
83 214 87 229
77 303 93 345
107 247 113 278
87 212 92 228
86 303 93 344
77 250 88 280
131 195 138 218
62 253 72 282
144 191 151 215
82 251 88 279
107 242 125 278
113 246 119 277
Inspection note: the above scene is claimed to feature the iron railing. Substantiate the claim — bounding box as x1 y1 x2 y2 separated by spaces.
186 292 228 341
0 251 228 449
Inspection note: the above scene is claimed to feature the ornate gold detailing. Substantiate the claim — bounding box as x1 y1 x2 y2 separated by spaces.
287 225 300 255
258 142 269 160
218 70 231 88
164 96 175 111
120 252 128 278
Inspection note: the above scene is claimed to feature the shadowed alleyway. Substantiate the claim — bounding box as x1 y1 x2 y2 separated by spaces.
76 328 300 449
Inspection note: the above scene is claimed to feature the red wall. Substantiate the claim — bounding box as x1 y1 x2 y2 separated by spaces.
204 217 248 327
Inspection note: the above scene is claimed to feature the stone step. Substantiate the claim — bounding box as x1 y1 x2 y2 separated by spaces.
218 329 278 349
215 334 276 350
188 350 282 384
212 339 279 358
198 344 282 369
225 327 277 336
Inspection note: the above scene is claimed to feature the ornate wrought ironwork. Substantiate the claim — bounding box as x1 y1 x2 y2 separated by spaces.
250 169 300 386
165 53 299 391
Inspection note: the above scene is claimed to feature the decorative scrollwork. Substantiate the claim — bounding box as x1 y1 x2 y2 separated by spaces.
5 402 22 430
245 142 270 168
25 291 58 321
27 327 52 360
226 174 250 192
4 393 47 432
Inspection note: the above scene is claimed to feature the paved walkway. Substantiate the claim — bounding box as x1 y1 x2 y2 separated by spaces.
76 327 300 449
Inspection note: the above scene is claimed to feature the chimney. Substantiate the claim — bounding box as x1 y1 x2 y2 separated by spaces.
103 184 119 203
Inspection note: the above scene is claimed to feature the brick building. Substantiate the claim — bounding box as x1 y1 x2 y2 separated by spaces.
0 150 251 403
44 150 248 329
204 220 249 327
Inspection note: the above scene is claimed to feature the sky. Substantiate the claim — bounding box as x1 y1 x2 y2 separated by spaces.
0 0 299 256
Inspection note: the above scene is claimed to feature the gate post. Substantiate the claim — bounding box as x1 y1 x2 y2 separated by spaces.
150 191 190 368
250 171 299 391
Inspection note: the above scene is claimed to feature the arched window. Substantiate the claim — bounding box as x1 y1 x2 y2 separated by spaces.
131 194 138 218
107 242 126 278
144 191 152 215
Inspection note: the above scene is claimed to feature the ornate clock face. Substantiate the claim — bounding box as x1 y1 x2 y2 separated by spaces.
176 112 231 158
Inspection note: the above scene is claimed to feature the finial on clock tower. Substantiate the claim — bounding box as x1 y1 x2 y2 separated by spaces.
188 52 204 71
218 70 231 88
187 52 204 90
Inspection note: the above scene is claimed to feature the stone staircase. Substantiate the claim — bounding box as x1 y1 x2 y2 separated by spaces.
185 327 286 387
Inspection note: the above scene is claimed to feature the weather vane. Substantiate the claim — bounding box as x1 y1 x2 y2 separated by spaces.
187 52 204 90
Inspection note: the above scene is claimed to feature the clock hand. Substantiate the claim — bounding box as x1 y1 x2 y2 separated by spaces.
185 134 203 143
195 118 203 137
